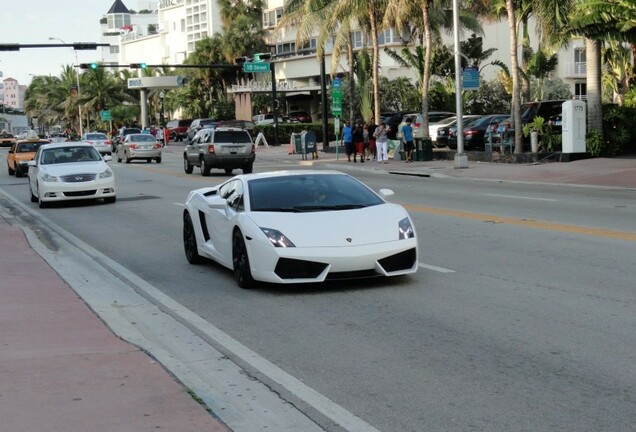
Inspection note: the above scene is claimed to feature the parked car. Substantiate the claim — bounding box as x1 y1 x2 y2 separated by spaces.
287 111 312 123
447 114 509 150
380 111 411 139
182 170 418 288
183 126 255 176
112 127 141 151
80 132 112 155
0 131 16 147
7 137 50 177
187 118 217 142
116 133 163 163
27 142 116 208
521 99 567 126
395 111 456 141
253 113 283 125
166 119 193 141
436 116 481 147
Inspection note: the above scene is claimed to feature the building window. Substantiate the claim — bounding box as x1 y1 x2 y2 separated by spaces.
352 31 364 49
263 8 283 28
575 82 587 99
110 46 119 54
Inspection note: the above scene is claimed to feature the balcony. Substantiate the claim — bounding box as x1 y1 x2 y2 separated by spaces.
564 62 587 78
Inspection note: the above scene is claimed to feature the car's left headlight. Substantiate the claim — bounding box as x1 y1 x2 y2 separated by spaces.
98 168 113 179
41 171 59 182
261 227 296 247
399 217 415 239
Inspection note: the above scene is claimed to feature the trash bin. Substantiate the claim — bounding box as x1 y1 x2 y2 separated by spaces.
415 137 433 161
292 133 303 155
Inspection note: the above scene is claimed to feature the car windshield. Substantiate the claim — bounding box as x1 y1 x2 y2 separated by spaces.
17 142 43 153
248 174 384 212
214 131 251 143
41 146 102 164
124 128 141 135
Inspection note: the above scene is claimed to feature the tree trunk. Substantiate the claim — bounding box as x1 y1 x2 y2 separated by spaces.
369 11 381 125
506 0 523 153
421 1 432 137
586 38 603 136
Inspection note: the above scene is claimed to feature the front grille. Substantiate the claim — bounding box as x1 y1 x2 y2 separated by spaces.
326 269 378 280
61 173 96 183
275 258 328 279
378 248 417 272
63 190 97 197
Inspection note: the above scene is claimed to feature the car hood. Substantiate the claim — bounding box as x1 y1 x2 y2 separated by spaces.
39 161 110 175
247 203 411 247
14 152 37 161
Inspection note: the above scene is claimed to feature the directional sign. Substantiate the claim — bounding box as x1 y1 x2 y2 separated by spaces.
244 62 270 73
462 67 480 91
331 77 343 117
100 110 112 121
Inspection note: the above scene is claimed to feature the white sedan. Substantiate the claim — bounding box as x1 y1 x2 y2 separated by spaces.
28 142 116 208
183 170 418 288
80 132 112 155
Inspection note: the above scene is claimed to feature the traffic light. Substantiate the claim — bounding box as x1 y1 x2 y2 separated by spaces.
254 53 272 62
79 63 99 69
129 63 148 69
234 56 249 64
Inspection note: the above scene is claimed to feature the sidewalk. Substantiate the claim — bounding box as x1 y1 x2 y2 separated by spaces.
248 143 636 189
0 220 228 432
2 143 633 432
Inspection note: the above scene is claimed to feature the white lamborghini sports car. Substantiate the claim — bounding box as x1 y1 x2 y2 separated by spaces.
183 170 418 288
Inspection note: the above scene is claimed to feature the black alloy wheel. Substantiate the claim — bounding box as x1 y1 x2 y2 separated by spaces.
183 212 203 264
232 229 255 289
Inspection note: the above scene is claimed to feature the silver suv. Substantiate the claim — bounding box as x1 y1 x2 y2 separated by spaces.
183 127 255 176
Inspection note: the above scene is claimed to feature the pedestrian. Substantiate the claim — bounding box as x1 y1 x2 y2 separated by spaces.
362 123 370 160
342 121 354 162
353 123 364 163
402 118 415 162
374 121 389 164
367 123 377 160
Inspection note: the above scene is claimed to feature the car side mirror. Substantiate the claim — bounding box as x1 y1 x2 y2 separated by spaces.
8 149 14 154
103 155 113 162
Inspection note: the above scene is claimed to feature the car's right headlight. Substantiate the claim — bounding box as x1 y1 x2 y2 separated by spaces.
261 227 296 247
40 172 59 182
98 168 113 179
399 217 415 240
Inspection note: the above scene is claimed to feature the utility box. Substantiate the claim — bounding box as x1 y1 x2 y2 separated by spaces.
561 100 586 153
301 131 317 159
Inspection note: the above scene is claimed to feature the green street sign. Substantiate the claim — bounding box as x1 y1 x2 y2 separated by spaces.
244 62 270 73
331 77 343 116
100 110 112 121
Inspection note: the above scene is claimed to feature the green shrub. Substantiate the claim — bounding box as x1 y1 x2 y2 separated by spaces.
586 130 604 157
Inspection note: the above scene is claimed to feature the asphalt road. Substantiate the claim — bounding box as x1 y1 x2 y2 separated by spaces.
1 149 635 432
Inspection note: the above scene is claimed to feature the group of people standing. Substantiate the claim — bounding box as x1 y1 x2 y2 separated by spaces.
341 121 391 164
341 118 415 164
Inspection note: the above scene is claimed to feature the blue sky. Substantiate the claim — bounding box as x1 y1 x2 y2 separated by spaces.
0 1 110 85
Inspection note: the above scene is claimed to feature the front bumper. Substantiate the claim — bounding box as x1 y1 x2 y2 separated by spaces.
38 178 116 202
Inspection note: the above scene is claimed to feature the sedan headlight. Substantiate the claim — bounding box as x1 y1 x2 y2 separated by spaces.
98 168 113 179
399 217 415 239
40 172 59 182
261 227 296 247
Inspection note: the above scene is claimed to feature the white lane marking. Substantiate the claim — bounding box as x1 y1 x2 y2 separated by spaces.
482 193 558 202
419 262 456 273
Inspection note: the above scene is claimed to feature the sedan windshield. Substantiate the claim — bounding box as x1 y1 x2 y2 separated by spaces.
86 133 107 140
41 147 102 164
249 174 384 212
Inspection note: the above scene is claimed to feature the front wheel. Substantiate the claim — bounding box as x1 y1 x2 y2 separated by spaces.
183 212 203 264
29 184 37 202
7 163 15 176
232 229 255 289
15 166 22 178
155 157 162 163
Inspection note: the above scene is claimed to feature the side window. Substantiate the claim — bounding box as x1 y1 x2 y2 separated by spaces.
226 181 244 212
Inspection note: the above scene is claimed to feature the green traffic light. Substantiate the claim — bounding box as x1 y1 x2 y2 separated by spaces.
140 62 147 69
90 63 98 69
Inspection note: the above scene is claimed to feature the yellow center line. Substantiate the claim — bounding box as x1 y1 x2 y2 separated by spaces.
403 203 636 242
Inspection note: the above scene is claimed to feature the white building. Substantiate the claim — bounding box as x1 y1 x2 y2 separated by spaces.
102 0 588 120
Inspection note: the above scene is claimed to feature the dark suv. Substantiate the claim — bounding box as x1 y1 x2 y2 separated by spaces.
186 118 217 142
166 119 193 141
183 127 255 176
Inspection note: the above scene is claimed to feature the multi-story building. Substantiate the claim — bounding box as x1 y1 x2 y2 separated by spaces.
1 78 26 110
102 0 588 120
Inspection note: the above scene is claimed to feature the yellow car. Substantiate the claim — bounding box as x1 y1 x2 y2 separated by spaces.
0 131 16 147
7 138 50 177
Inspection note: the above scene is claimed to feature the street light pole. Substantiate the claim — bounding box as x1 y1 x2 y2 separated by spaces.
49 37 83 136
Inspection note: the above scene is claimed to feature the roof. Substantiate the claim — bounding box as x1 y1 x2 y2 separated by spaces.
107 0 130 14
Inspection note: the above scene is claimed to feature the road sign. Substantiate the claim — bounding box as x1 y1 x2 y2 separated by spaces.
100 110 112 121
331 77 343 116
462 67 480 91
244 62 270 73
